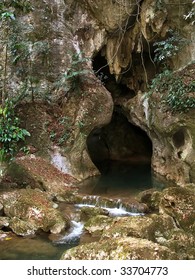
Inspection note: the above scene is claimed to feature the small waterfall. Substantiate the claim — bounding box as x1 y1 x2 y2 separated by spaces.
53 221 84 244
75 203 144 217
76 195 147 214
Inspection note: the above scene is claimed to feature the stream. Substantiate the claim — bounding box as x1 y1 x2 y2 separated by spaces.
0 163 166 260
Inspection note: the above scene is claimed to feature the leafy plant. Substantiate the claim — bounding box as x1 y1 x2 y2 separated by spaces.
0 0 33 14
0 99 30 162
49 130 56 141
147 70 195 113
8 0 33 13
153 30 189 66
58 132 70 145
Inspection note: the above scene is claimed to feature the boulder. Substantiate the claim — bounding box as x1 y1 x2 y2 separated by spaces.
84 215 113 237
61 236 178 260
159 186 195 233
0 188 68 236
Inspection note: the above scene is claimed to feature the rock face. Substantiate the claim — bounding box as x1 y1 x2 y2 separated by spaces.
8 155 78 195
122 82 195 185
0 0 195 184
0 189 68 236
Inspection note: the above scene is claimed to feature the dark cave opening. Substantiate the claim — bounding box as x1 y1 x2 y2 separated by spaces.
86 108 153 190
88 46 155 191
92 52 136 99
92 43 156 99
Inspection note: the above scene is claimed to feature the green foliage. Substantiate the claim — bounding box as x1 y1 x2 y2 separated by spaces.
0 99 30 162
58 132 70 145
0 11 15 20
147 70 195 113
156 0 165 11
153 30 189 65
0 0 33 15
49 130 56 141
8 0 33 13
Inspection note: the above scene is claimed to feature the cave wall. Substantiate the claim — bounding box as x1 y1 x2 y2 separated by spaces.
121 89 195 186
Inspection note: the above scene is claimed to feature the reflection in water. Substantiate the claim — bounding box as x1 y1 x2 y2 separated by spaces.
79 162 154 198
0 234 68 260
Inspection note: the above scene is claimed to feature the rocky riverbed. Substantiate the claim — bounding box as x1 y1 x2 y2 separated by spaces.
0 158 195 260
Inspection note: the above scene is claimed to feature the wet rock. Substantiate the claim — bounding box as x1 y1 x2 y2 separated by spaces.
0 217 10 229
84 215 113 237
61 236 178 260
137 189 162 211
0 188 68 236
80 206 109 221
0 230 15 241
73 194 149 214
159 187 195 233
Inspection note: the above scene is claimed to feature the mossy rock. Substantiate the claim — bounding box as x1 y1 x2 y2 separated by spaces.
9 217 37 236
61 237 178 260
137 189 162 211
0 188 68 236
157 229 195 260
100 214 174 242
80 206 109 221
159 187 195 233
84 215 113 237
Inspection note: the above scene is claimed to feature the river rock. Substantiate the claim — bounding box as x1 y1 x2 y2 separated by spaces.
159 186 195 234
157 229 195 260
84 215 113 237
0 217 10 229
61 236 178 260
100 214 175 241
137 189 162 211
0 230 15 241
80 206 109 221
0 188 68 236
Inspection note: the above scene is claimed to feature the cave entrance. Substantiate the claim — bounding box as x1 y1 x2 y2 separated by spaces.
86 108 153 193
86 46 154 194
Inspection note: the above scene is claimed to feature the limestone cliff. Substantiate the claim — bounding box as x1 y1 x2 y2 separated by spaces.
0 0 195 185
